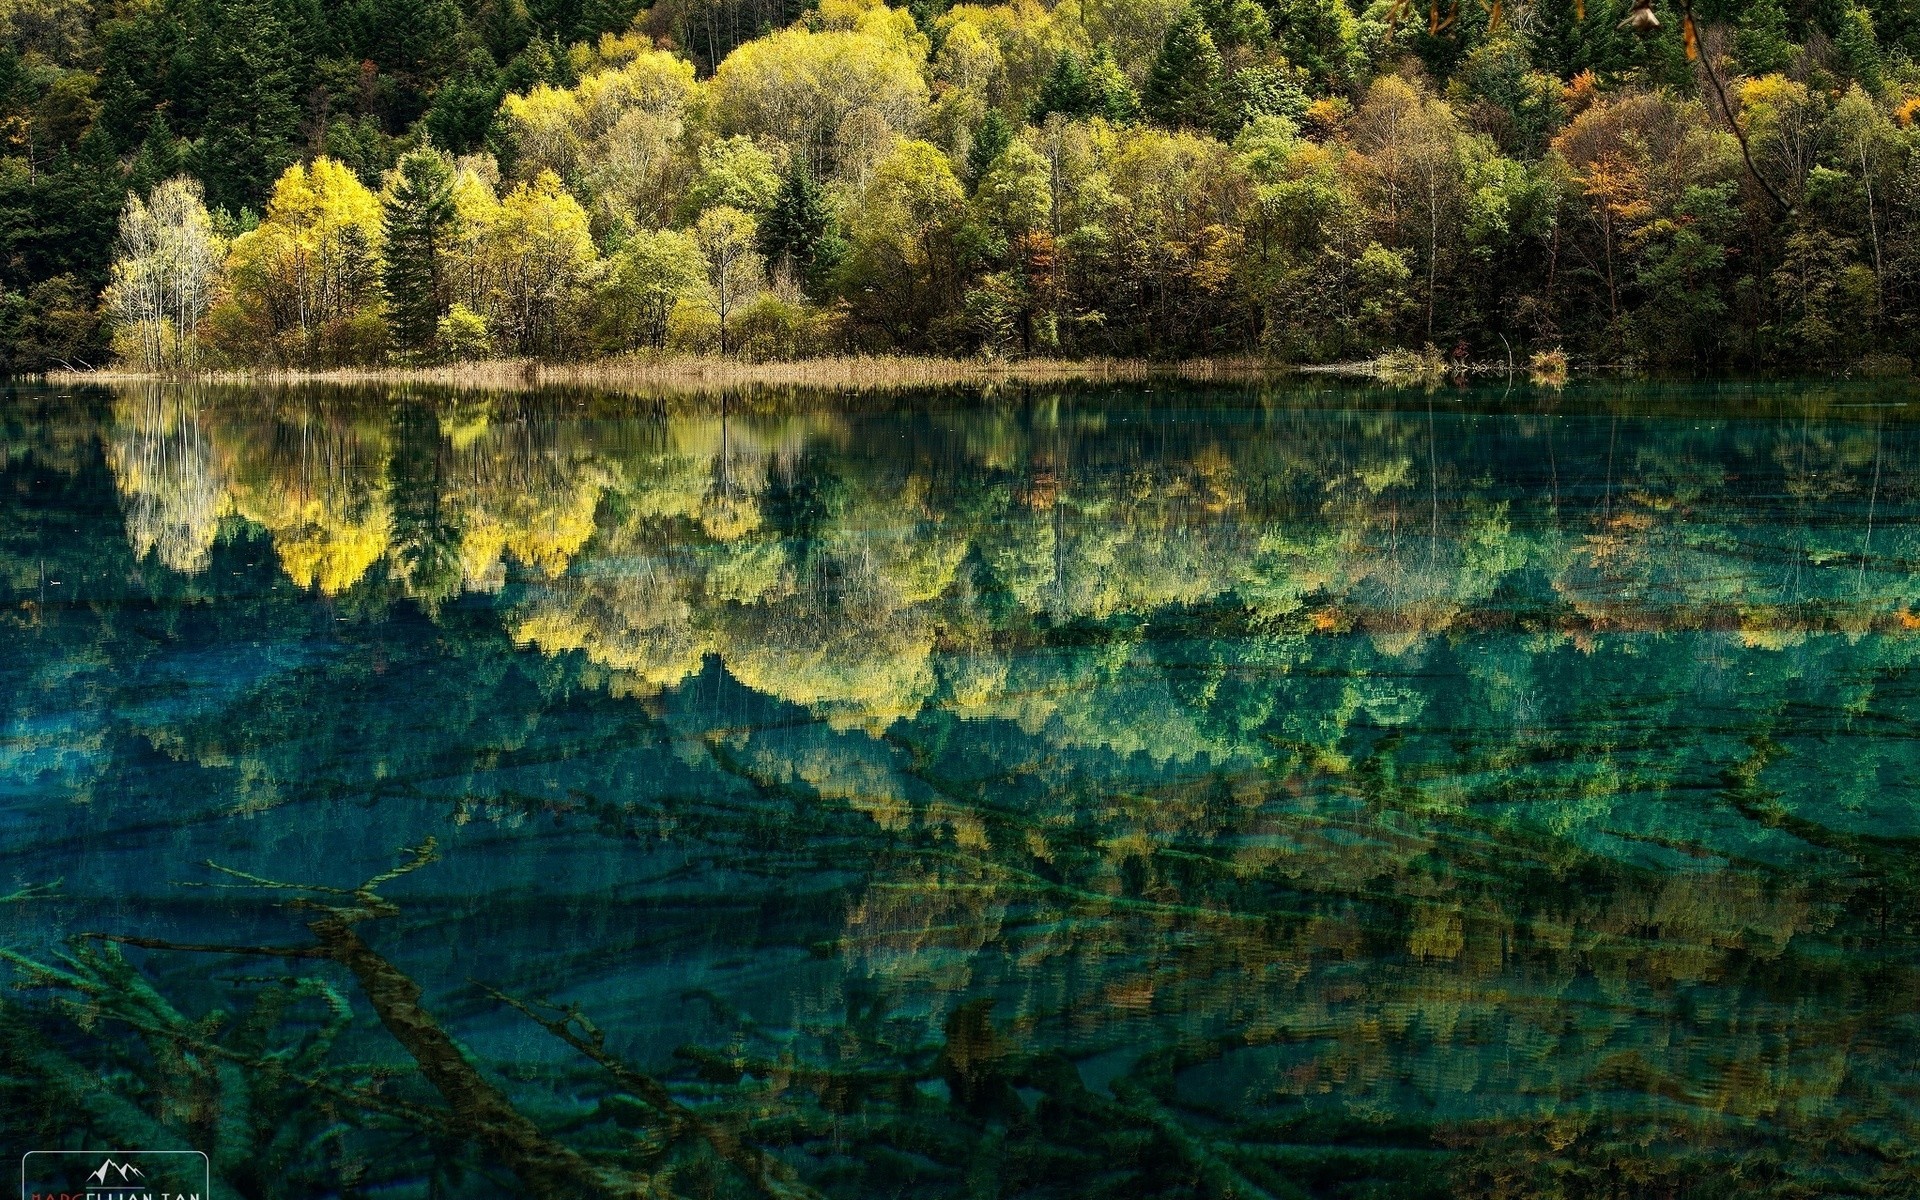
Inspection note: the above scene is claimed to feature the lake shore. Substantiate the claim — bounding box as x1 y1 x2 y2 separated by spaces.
40 353 1303 392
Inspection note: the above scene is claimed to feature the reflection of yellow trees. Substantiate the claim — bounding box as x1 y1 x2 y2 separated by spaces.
72 384 1920 1191
104 386 1920 741
799 757 1857 1171
224 426 393 596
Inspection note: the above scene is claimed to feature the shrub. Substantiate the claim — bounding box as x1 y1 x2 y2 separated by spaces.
437 304 491 361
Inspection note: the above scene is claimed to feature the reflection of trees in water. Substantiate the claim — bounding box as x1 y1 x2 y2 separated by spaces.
106 386 228 573
48 382 1920 1195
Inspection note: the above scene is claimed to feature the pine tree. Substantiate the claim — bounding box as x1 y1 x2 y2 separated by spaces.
758 162 839 292
1736 0 1794 75
381 149 458 355
1032 52 1093 123
1143 8 1225 130
969 108 1015 182
1034 49 1142 124
129 113 185 196
1087 48 1142 122
195 0 302 212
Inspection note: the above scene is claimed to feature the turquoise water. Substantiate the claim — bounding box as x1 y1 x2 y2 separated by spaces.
4 379 1920 1198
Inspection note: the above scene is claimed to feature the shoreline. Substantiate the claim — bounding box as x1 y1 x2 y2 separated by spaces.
38 353 1302 391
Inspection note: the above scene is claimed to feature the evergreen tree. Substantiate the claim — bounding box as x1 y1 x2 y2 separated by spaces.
1735 0 1795 75
968 108 1015 182
1267 0 1363 86
129 113 186 196
1526 0 1639 80
1031 50 1140 124
1087 47 1143 122
1143 8 1226 130
427 51 506 154
195 0 302 212
758 162 840 292
381 149 458 355
1032 52 1093 123
1220 64 1306 136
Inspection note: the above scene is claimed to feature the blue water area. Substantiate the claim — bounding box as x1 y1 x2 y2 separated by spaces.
4 378 1920 1198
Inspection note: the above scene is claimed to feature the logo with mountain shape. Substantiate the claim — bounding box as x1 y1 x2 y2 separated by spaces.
21 1149 207 1200
86 1161 146 1187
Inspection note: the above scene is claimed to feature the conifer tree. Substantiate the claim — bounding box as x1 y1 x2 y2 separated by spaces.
1035 49 1142 123
758 161 840 291
1143 9 1226 131
1736 0 1794 75
195 0 302 212
1032 52 1092 123
968 108 1015 182
381 149 458 355
1087 47 1143 122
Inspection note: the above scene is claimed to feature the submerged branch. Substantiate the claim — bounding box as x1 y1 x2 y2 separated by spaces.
58 841 660 1200
485 986 823 1200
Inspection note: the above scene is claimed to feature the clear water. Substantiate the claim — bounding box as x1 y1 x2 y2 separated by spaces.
4 379 1920 1198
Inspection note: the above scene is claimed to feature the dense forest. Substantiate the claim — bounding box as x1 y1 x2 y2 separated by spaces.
7 0 1920 370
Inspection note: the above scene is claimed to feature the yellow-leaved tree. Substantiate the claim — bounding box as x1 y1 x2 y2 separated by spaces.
489 169 600 357
217 157 385 365
709 0 929 179
502 45 701 232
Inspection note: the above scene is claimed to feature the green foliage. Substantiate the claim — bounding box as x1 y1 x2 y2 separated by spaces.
1221 64 1309 135
381 150 459 355
1735 0 1795 75
1144 8 1227 130
683 135 783 218
18 0 1920 370
595 228 707 350
1450 37 1567 158
193 0 303 213
437 301 491 358
1032 48 1141 124
1266 0 1364 86
969 107 1016 181
758 162 842 292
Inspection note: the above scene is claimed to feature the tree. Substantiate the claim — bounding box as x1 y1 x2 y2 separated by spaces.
1031 52 1092 124
969 107 1015 182
1735 0 1795 76
1143 8 1225 131
708 18 930 177
194 0 302 212
595 228 707 350
105 176 225 369
381 149 459 356
1349 76 1467 340
222 157 385 364
758 161 841 290
683 135 782 217
437 303 491 358
491 169 599 356
838 139 969 345
1630 182 1737 365
694 205 763 353
1266 0 1362 87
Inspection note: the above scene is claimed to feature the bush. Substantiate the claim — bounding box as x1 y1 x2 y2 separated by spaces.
665 301 722 354
436 304 491 361
322 311 387 365
730 293 843 360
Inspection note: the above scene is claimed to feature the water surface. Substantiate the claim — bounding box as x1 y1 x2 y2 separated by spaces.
4 379 1920 1198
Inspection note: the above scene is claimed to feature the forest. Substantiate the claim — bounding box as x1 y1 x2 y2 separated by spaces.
7 0 1920 371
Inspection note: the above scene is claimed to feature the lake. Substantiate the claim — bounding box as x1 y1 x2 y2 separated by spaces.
3 378 1919 1199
